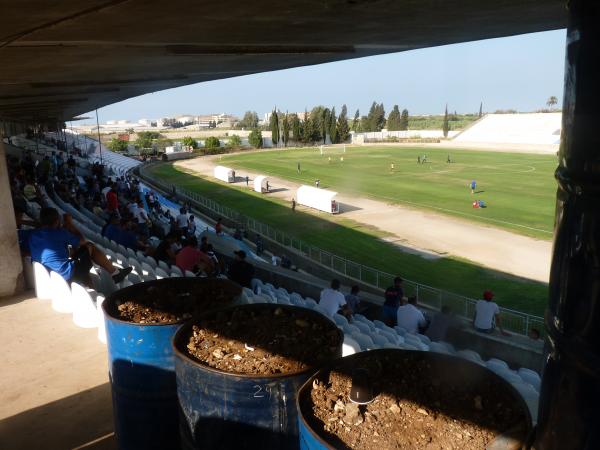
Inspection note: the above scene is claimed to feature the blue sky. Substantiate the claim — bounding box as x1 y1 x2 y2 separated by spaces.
83 29 566 123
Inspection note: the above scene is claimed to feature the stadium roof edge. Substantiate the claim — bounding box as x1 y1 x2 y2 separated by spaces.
0 0 566 123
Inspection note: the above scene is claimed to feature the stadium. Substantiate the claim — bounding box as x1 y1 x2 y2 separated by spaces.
0 2 597 450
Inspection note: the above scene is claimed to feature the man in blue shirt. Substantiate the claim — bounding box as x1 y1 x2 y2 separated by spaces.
29 207 131 286
382 276 404 326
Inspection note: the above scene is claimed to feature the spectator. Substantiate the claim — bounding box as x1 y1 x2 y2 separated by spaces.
255 234 264 256
187 215 197 237
102 214 121 241
319 279 352 319
280 254 292 269
345 285 367 314
117 218 144 250
528 328 541 341
228 250 254 287
28 207 131 286
22 178 40 202
233 228 242 240
205 244 222 276
396 296 427 334
473 290 510 336
106 185 119 216
176 207 188 232
176 236 214 275
382 276 404 326
134 201 150 237
215 218 223 235
153 233 178 264
425 306 457 342
200 235 210 253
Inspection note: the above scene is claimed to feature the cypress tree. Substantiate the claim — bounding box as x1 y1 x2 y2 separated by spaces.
269 109 279 146
321 108 330 144
352 109 360 132
337 104 350 142
479 102 483 118
329 107 338 144
387 105 401 131
291 114 301 142
442 104 449 138
367 101 378 131
400 109 409 131
282 112 290 147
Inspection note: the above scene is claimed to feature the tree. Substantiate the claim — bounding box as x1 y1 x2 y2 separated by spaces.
442 104 449 138
248 130 263 148
303 113 316 144
238 111 259 129
352 109 360 132
227 135 242 148
478 102 483 118
309 106 326 142
387 105 401 131
282 113 290 147
290 113 301 142
107 138 128 152
337 104 350 142
546 96 558 109
181 136 198 149
320 107 330 144
400 109 409 131
125 128 134 135
135 131 161 149
269 109 279 147
329 107 338 144
366 101 386 131
204 137 221 149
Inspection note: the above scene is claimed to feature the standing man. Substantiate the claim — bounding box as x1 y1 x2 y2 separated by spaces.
291 198 296 212
417 155 421 164
470 180 477 194
266 181 270 192
245 175 249 187
228 250 254 288
297 162 301 174
382 276 404 326
390 162 395 172
315 179 320 188
473 290 510 336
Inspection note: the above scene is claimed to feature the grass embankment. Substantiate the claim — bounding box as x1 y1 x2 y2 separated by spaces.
148 162 548 316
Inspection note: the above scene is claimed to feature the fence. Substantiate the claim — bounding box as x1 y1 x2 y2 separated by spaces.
138 164 545 337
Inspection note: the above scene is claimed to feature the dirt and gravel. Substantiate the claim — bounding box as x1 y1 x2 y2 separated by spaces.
111 278 242 324
300 350 529 450
182 304 343 376
178 153 551 283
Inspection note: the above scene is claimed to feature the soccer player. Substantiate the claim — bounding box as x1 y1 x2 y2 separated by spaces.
470 180 477 194
390 162 395 172
297 162 301 174
417 156 421 164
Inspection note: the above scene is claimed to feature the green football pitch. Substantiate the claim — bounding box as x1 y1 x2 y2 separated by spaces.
221 146 558 239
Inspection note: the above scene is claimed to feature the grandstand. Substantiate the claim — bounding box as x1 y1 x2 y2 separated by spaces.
452 113 562 146
7 136 542 427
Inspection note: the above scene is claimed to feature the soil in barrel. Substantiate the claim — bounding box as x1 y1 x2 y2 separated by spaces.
183 305 343 376
114 280 241 324
302 351 528 450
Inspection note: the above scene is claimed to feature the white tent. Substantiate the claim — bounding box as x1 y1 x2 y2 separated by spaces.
214 165 235 183
296 185 339 214
253 175 270 193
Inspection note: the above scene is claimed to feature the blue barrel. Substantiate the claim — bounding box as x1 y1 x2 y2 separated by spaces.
103 278 242 450
297 349 533 450
173 304 343 450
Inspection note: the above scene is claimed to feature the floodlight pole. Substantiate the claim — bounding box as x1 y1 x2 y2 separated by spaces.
95 108 103 165
534 0 600 448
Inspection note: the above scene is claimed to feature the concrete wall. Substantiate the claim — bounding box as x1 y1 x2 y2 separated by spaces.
0 137 24 297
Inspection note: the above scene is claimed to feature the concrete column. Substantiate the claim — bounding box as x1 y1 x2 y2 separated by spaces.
534 0 600 448
0 130 24 298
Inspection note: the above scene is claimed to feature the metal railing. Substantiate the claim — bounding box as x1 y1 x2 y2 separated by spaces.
138 164 545 337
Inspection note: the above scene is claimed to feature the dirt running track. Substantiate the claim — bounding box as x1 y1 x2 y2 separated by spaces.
177 155 552 283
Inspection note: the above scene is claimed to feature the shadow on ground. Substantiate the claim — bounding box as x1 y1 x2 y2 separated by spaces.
0 383 116 450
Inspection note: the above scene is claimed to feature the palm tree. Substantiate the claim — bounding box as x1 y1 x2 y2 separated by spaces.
546 96 558 110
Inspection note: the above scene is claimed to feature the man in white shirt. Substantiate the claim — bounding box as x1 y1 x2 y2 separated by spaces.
133 201 150 237
396 296 427 334
176 207 189 231
474 290 509 336
319 279 352 319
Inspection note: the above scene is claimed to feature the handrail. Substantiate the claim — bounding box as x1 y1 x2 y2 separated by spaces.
137 163 544 336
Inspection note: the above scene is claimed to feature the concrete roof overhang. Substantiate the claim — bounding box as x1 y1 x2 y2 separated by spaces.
0 0 566 123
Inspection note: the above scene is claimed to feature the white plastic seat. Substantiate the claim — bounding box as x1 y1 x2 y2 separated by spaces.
304 298 318 309
120 279 133 288
439 341 456 353
289 297 305 307
126 248 137 259
170 266 183 277
488 358 509 370
518 368 542 391
127 272 142 284
141 262 154 277
353 314 368 323
383 342 400 349
143 274 157 282
350 333 375 351
146 255 158 267
49 271 74 313
128 257 143 276
394 326 408 336
378 329 400 345
185 270 196 277
71 283 99 328
343 323 360 334
32 261 52 300
154 268 169 279
354 321 372 334
97 268 117 296
158 260 170 271
373 319 388 330
416 333 431 344
333 314 349 327
496 369 523 385
429 342 451 354
371 333 389 346
342 336 361 357
457 349 484 365
313 305 331 318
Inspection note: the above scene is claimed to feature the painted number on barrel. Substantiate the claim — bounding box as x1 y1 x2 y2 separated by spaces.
253 384 272 399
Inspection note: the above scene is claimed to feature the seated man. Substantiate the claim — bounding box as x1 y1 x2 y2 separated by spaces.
227 250 254 288
29 207 131 286
425 306 457 342
345 285 367 315
176 236 214 275
473 290 510 336
319 279 352 319
396 296 427 334
382 276 404 326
